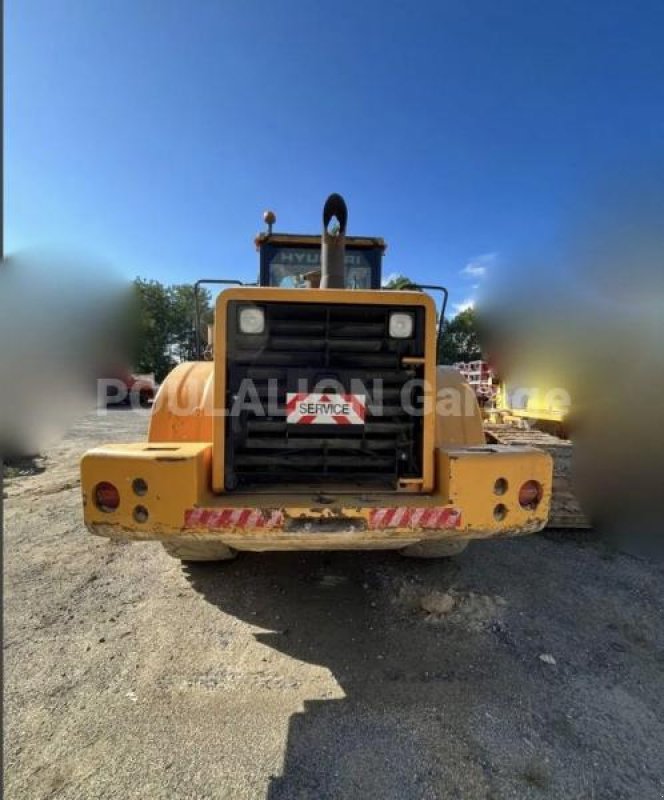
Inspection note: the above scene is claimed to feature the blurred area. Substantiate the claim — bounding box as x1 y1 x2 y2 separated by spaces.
0 250 135 458
480 167 664 555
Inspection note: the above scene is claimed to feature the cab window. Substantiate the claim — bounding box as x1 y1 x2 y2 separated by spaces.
268 247 372 289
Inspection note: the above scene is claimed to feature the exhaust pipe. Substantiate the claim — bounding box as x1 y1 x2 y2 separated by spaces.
320 193 348 289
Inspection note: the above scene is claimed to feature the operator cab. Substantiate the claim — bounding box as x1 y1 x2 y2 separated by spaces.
255 210 386 289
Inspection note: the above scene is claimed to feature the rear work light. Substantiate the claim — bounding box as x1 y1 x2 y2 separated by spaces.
94 481 120 513
238 305 265 334
519 480 543 510
388 311 414 338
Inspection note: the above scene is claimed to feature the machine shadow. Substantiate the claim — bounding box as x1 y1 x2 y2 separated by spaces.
184 549 500 799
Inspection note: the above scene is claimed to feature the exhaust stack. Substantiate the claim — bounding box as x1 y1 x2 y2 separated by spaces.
320 193 348 289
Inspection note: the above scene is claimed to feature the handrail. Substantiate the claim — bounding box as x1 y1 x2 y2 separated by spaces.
194 279 244 359
414 284 449 359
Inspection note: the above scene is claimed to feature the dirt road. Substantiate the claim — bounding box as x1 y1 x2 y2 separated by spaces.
4 409 664 799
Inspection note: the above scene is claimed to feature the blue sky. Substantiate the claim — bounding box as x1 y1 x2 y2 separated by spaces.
6 0 664 314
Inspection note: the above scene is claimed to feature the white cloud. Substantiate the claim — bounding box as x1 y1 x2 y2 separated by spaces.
461 252 496 279
452 298 475 315
462 263 486 277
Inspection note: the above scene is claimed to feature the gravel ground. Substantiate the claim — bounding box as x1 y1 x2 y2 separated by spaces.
4 409 664 799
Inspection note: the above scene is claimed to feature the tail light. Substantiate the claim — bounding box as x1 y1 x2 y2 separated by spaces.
519 480 543 510
94 481 120 512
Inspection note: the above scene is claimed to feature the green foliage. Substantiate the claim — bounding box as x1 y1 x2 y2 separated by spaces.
438 307 483 364
168 283 213 363
133 279 172 381
133 278 212 381
383 274 421 291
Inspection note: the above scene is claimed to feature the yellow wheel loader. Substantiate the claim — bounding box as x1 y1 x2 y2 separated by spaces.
81 195 552 561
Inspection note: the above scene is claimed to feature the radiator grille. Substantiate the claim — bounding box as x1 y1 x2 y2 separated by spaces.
224 301 426 489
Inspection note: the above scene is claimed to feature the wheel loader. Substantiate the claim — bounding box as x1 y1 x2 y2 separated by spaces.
81 194 552 561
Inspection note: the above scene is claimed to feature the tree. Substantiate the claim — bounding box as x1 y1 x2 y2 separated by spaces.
383 274 420 291
438 307 483 364
133 279 213 381
168 284 213 363
133 279 173 381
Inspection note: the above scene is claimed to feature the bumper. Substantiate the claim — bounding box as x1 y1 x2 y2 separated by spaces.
81 443 552 551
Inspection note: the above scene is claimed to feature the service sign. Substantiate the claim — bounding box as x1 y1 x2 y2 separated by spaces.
286 393 366 425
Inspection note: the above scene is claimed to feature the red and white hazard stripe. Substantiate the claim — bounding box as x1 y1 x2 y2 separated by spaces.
184 505 461 532
184 508 284 530
368 507 462 530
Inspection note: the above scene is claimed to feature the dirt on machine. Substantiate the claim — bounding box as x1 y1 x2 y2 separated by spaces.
80 194 553 562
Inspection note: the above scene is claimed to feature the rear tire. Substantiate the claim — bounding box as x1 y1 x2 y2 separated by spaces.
399 540 469 559
162 539 237 562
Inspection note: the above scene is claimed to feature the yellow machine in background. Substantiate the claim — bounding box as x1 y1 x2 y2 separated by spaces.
81 195 552 561
491 379 571 437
